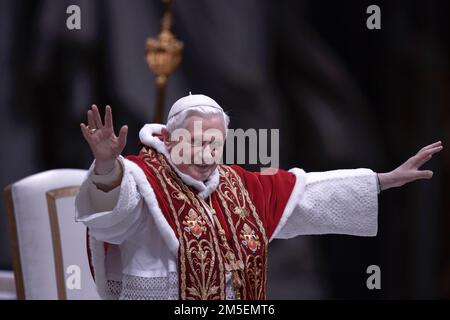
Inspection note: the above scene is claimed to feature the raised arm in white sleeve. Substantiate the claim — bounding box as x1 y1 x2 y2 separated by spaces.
75 156 147 245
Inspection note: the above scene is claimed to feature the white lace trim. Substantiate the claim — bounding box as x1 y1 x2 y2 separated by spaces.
105 280 122 299
120 273 178 300
105 272 235 300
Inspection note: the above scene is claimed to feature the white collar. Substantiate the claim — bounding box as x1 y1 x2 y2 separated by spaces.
139 123 220 199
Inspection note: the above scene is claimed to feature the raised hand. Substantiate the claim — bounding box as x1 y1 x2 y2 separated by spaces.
378 141 444 191
80 105 128 174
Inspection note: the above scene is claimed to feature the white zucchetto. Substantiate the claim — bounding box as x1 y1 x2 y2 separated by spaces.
167 93 223 120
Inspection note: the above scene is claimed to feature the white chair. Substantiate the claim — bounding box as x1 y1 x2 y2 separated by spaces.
4 169 100 300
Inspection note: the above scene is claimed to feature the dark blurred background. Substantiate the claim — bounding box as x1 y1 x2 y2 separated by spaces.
0 0 449 299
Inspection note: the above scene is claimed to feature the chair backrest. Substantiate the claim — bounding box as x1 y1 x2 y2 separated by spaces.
4 169 100 300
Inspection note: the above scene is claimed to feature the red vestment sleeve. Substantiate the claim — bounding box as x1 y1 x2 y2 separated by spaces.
228 165 297 240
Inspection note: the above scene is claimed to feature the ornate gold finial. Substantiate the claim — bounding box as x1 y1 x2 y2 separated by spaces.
146 0 184 123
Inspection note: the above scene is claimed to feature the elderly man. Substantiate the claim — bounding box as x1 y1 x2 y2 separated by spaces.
75 94 443 300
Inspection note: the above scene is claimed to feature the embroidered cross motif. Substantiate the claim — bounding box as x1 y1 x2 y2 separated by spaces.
233 206 249 218
240 223 261 253
183 209 207 239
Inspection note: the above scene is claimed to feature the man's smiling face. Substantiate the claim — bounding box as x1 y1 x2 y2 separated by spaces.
163 114 226 182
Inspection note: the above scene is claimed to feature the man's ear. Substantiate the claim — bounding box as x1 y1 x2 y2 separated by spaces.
161 127 171 146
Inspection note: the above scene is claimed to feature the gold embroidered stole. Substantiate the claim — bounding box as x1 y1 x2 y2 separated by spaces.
137 147 268 300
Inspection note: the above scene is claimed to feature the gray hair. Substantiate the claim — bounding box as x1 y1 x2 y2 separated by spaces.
166 106 230 136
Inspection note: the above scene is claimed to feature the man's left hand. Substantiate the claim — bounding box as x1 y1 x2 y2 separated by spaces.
378 141 443 191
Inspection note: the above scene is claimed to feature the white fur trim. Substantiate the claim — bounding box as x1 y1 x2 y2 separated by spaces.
124 158 180 255
139 123 219 199
269 168 307 242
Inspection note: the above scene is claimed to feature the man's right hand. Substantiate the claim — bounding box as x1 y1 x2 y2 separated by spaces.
80 105 128 175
